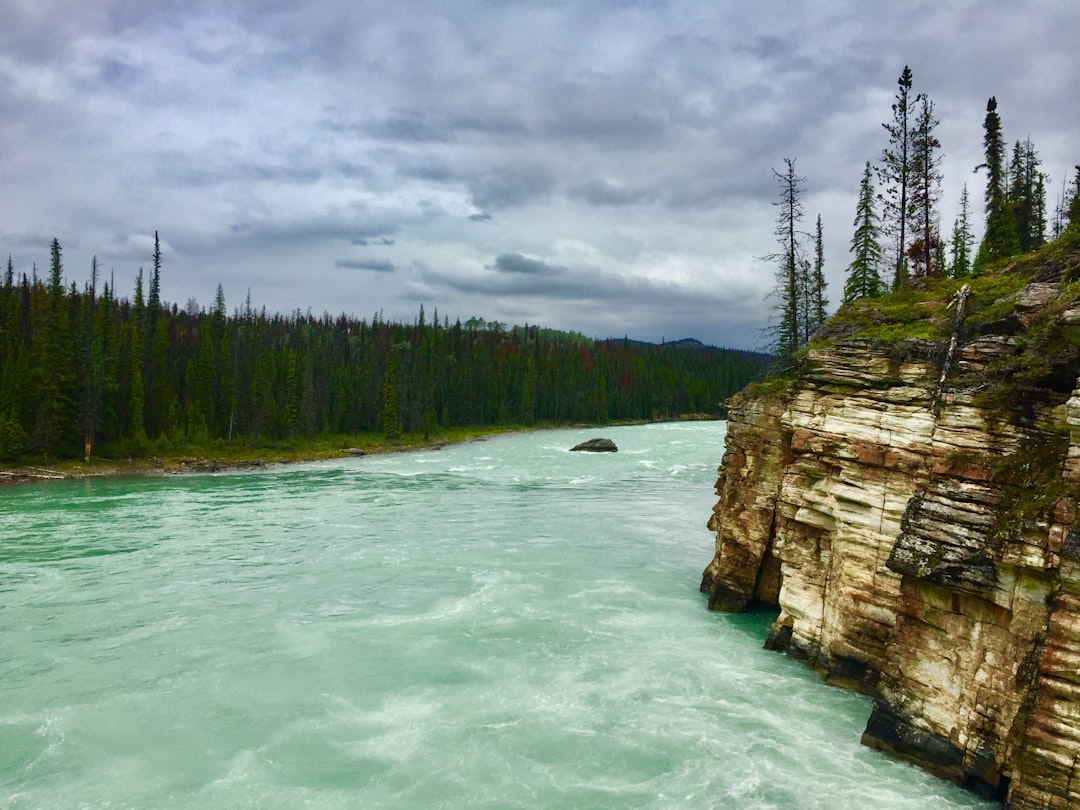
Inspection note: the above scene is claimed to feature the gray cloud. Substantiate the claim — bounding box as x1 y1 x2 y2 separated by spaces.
1 1 1079 348
492 254 564 276
428 253 754 311
335 259 396 273
468 165 558 211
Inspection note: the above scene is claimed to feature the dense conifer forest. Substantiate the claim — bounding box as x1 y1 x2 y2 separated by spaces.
0 237 769 463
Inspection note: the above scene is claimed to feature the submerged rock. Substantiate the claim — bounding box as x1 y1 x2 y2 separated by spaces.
570 438 618 453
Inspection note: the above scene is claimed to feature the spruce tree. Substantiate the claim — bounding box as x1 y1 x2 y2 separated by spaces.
36 239 74 458
844 161 883 301
798 257 813 346
148 232 162 325
949 184 974 278
878 66 915 289
79 257 101 458
908 93 943 277
1070 166 1080 228
810 215 828 334
1008 138 1046 252
1054 166 1080 236
973 97 1020 271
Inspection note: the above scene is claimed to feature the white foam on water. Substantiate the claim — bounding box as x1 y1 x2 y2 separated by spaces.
0 423 996 809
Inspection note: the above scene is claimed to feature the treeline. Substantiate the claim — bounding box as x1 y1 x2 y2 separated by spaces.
0 236 769 462
769 66 1080 361
843 67 1080 298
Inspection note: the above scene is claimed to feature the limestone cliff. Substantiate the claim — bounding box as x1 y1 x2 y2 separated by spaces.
702 240 1080 807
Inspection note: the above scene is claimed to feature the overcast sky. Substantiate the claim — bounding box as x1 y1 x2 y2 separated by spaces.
2 1 1078 349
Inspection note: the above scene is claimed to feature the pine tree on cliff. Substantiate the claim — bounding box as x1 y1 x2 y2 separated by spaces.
767 157 805 361
949 184 974 278
797 256 812 346
973 97 1020 271
844 161 884 301
1008 138 1046 252
1071 166 1080 228
1054 166 1080 237
907 93 943 277
877 66 915 289
810 214 828 334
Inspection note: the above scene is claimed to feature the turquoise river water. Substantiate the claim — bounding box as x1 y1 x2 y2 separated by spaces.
1 422 996 809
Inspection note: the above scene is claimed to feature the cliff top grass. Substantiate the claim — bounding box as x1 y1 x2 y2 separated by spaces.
822 272 1032 344
740 226 1080 406
819 225 1080 347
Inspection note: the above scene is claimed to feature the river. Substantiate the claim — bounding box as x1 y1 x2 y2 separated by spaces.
1 422 995 808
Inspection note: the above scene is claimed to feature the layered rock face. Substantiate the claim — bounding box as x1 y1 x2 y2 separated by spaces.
702 279 1080 807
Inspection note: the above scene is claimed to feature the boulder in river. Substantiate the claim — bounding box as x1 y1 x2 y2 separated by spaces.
570 438 618 453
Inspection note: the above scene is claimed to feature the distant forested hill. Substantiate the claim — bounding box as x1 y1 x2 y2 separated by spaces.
0 244 768 461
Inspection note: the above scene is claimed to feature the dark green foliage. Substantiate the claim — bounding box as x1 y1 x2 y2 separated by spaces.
809 215 828 338
35 239 75 459
973 97 1021 271
381 343 402 441
0 409 25 461
844 161 884 301
1051 166 1080 239
1070 166 1080 227
974 205 1022 272
1008 138 1047 253
976 97 1006 216
0 241 770 462
948 185 974 278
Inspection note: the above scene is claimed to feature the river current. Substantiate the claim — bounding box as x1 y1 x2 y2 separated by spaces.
1 422 995 808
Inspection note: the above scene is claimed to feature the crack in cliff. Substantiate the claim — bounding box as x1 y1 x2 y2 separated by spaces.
877 425 893 539
931 284 971 418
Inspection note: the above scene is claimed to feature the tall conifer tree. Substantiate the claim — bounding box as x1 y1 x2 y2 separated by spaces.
878 66 915 289
810 215 828 334
844 161 883 301
973 97 1020 271
1008 138 1046 252
908 93 943 277
768 158 805 361
949 184 974 278
1070 166 1080 228
36 238 74 458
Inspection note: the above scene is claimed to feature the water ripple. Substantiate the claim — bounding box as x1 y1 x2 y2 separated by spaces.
0 424 994 809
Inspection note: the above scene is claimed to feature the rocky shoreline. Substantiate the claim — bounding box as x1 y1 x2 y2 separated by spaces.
0 442 455 488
